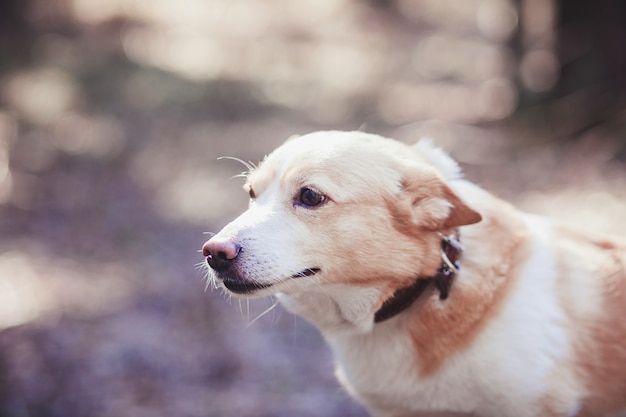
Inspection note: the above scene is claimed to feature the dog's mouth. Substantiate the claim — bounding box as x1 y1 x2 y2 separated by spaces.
290 267 321 279
222 277 272 294
220 268 321 295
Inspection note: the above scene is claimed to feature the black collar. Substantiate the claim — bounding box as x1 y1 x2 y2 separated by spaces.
373 230 464 323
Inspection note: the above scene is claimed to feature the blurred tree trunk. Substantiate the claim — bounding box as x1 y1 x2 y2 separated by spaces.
555 0 626 134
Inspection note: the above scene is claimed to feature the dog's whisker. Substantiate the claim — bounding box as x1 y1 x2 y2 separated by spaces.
271 296 283 325
217 156 257 173
237 299 245 319
194 261 218 292
291 313 299 348
195 260 211 270
230 173 248 180
246 300 279 329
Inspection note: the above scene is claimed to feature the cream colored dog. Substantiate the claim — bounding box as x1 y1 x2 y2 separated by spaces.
202 131 626 417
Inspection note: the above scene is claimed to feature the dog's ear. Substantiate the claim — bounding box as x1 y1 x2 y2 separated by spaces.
437 184 482 229
402 174 482 231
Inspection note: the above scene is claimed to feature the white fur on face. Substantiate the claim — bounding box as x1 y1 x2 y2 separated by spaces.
205 177 321 295
207 132 447 296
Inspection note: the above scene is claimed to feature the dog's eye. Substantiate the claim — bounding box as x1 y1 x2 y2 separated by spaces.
298 187 326 208
248 187 256 199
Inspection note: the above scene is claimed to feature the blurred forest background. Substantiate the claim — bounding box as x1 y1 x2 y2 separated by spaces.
0 0 624 416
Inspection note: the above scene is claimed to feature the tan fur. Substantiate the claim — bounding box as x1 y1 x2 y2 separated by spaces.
406 197 531 376
552 226 626 417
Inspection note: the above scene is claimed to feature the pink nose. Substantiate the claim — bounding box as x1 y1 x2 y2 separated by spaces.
202 238 242 272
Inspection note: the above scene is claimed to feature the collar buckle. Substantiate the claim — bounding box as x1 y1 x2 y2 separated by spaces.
434 231 463 300
441 249 458 273
438 232 465 251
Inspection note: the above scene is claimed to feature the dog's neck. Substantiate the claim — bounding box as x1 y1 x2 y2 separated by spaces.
277 284 383 334
278 231 464 336
374 230 463 323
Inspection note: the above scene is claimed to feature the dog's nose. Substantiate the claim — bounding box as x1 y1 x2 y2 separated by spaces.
202 238 242 271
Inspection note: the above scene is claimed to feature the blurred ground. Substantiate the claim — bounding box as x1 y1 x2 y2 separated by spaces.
0 1 624 416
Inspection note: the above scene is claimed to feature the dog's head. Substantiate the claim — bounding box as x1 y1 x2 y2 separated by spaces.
202 131 481 317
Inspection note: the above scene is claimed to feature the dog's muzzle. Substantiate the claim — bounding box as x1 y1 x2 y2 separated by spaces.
202 237 321 295
202 237 268 294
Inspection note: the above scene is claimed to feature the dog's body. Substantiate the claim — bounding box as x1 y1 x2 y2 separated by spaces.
202 131 626 417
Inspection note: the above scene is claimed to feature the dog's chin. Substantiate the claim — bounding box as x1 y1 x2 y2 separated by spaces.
221 276 273 296
218 268 321 298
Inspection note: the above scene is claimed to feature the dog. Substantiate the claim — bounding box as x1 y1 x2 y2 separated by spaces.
201 131 626 417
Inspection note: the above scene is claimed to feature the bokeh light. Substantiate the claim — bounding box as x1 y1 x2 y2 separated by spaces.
0 0 624 416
